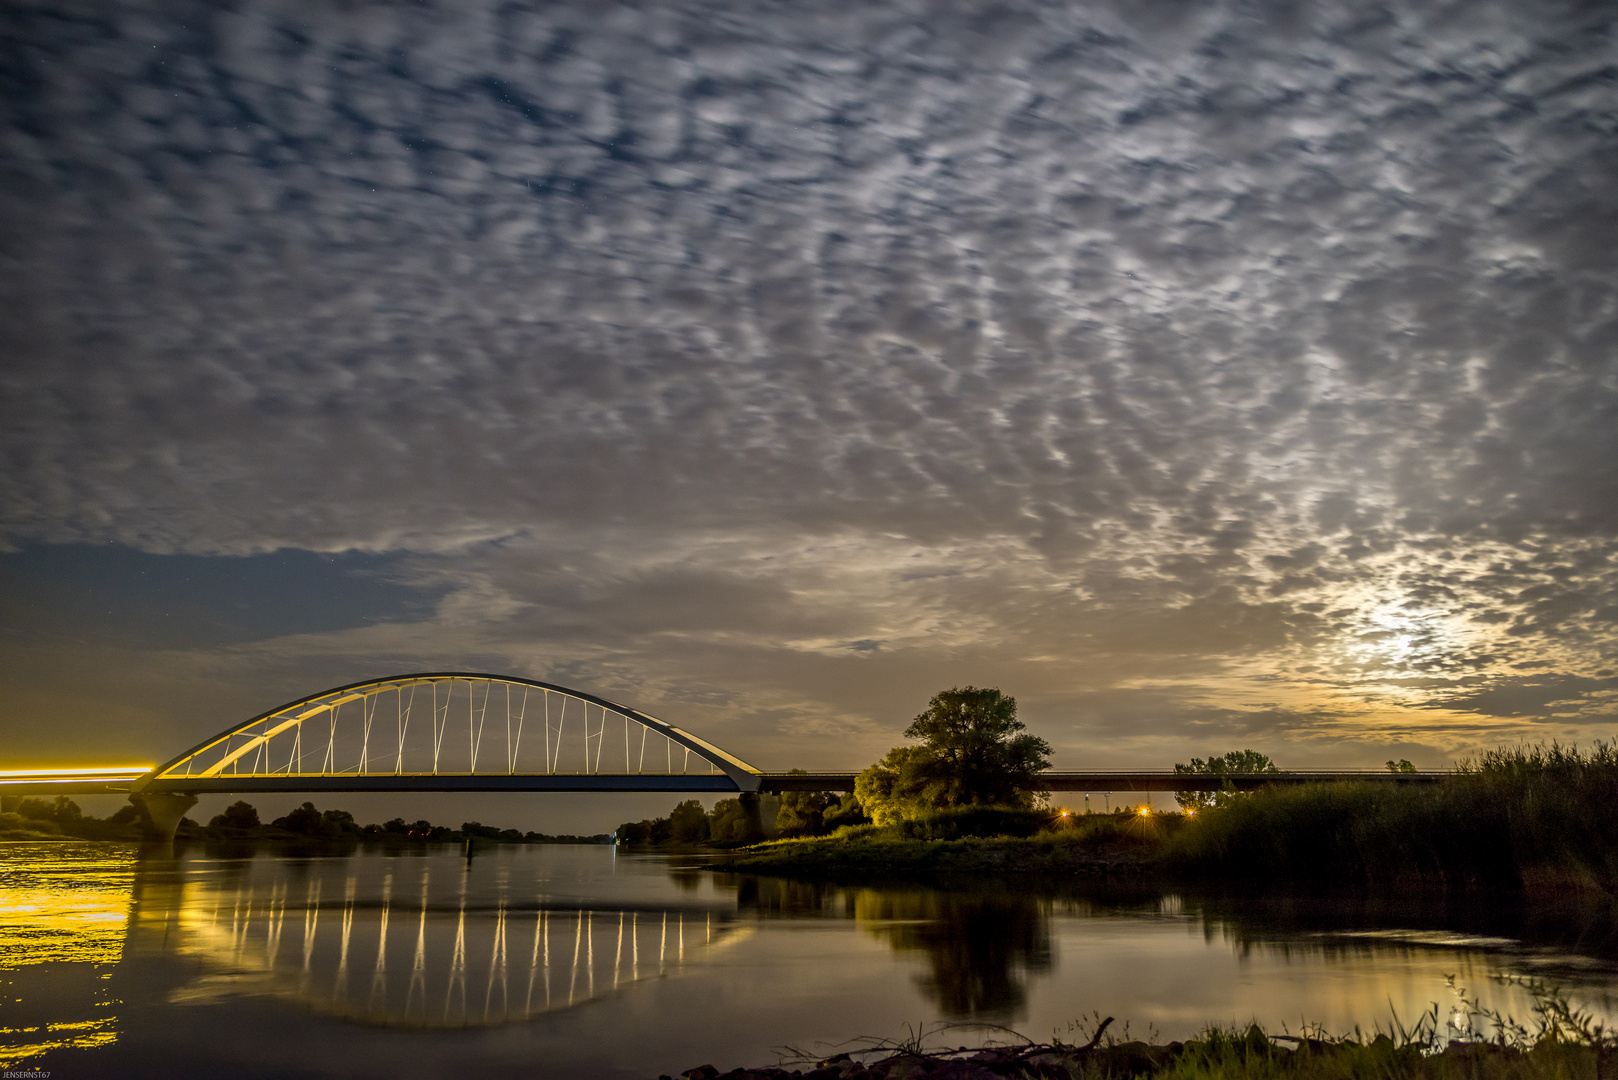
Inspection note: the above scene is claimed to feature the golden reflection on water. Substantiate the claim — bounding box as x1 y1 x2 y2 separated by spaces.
141 851 744 1029
0 841 750 1071
0 842 135 1066
11 842 1618 1074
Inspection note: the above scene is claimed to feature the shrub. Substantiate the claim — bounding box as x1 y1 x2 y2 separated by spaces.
896 805 1054 840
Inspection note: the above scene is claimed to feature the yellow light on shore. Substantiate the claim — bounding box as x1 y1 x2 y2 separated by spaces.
1184 808 1196 818
1137 805 1150 817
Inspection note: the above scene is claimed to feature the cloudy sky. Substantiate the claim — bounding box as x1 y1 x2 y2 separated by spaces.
2 0 1616 830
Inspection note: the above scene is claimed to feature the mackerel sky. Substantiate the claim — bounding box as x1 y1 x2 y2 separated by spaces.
2 0 1616 826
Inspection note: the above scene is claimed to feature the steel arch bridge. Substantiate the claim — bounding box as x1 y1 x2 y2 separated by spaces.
138 672 768 796
4 672 778 840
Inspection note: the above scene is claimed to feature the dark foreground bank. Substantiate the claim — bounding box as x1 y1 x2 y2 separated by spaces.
663 988 1618 1080
663 1033 1603 1080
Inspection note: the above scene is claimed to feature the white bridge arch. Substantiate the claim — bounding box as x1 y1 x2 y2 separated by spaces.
132 672 766 797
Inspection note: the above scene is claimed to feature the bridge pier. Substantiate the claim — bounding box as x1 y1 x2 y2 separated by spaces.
130 792 198 843
739 791 764 842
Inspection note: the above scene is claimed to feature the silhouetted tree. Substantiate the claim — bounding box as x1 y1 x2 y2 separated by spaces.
668 799 710 844
16 797 72 822
273 802 324 834
209 800 261 830
321 808 360 835
1173 749 1279 810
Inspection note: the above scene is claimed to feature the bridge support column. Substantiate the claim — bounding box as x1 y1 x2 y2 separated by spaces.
130 792 197 843
739 791 764 843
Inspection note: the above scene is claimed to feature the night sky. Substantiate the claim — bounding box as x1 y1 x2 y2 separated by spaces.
2 0 1616 831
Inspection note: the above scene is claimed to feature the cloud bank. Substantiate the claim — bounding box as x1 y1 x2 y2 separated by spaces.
2 0 1616 783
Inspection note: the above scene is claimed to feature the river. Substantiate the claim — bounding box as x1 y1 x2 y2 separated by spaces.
4 841 1618 1078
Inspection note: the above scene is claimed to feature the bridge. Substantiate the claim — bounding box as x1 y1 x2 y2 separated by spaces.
0 671 1448 840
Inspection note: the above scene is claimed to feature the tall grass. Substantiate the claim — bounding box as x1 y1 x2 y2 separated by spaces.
1161 743 1618 895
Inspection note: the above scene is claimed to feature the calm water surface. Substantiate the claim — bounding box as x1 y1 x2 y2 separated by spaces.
5 841 1618 1078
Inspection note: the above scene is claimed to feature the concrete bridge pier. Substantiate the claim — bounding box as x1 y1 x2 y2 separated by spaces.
130 791 198 843
739 791 764 842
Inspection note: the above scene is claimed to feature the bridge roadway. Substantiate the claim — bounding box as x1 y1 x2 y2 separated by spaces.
0 767 1449 798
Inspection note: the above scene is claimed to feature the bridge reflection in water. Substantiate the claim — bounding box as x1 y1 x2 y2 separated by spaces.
125 853 741 1029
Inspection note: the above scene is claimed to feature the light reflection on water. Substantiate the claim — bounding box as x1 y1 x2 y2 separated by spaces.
0 843 134 1065
130 847 741 1029
6 841 1618 1078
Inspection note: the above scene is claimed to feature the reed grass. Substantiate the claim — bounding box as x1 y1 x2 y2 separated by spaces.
1160 743 1618 896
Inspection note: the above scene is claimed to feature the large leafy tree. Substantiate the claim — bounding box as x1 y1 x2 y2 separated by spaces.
856 687 1052 821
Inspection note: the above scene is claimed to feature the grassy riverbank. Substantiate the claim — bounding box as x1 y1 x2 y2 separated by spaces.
721 746 1618 898
667 980 1618 1080
717 812 1171 879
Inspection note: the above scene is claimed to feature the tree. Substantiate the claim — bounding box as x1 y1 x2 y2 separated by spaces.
209 800 261 830
775 788 833 837
12 798 61 833
855 745 931 825
900 686 1052 810
822 793 868 831
1173 750 1279 810
320 808 359 836
1387 759 1417 773
273 802 324 834
708 798 752 844
855 688 1052 824
775 770 852 837
668 799 710 844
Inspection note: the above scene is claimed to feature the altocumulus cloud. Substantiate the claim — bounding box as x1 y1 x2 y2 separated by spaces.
1 0 1616 773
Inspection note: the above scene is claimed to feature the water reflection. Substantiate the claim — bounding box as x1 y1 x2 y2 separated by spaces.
721 873 1052 1017
0 843 134 1066
860 891 1052 1017
125 851 738 1028
11 843 1618 1077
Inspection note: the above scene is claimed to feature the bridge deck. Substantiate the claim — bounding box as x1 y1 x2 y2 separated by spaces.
761 770 1448 792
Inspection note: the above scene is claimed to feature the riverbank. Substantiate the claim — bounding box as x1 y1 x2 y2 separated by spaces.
712 823 1160 880
664 1034 1599 1080
718 747 1618 898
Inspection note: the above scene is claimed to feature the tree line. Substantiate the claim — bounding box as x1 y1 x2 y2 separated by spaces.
0 795 610 844
618 685 1285 846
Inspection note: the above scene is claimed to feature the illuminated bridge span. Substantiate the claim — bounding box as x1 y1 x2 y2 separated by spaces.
0 671 1449 840
138 672 766 796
